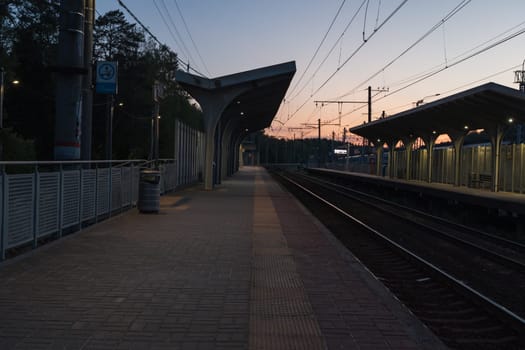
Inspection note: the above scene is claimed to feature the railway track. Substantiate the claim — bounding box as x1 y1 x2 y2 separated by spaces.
302 172 525 269
272 169 525 349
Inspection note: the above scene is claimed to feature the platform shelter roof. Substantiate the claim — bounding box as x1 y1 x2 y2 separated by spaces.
350 82 525 144
176 61 296 135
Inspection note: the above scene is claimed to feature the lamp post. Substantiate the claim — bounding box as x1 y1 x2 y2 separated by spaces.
0 67 4 130
415 93 440 107
0 67 4 162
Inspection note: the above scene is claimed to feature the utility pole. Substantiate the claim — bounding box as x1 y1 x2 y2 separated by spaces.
318 118 321 167
105 95 114 160
54 0 85 160
314 100 367 126
81 0 95 163
368 86 372 123
289 127 313 166
0 67 4 130
0 67 4 161
151 81 163 164
300 119 339 168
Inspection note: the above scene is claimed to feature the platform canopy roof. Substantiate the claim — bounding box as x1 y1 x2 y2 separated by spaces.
350 82 525 143
176 61 296 135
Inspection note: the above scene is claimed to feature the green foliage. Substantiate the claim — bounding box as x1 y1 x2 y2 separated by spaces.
92 10 203 160
94 10 144 63
1 0 59 160
256 132 354 165
1 5 202 161
0 127 36 161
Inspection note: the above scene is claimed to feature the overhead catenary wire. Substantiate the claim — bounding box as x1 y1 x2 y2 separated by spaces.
382 63 522 115
362 0 370 42
286 0 347 99
117 0 208 77
287 0 408 123
156 0 197 68
152 0 188 59
374 0 382 29
173 0 212 77
271 5 525 139
286 25 525 133
282 0 369 132
377 24 525 102
340 40 525 125
334 0 471 100
387 18 525 91
287 0 368 104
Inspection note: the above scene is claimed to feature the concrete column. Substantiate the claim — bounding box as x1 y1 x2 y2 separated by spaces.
220 120 235 179
487 124 507 192
54 0 85 160
449 132 466 187
386 140 396 178
202 106 225 190
81 0 94 162
234 135 243 172
197 90 244 190
402 138 415 181
373 143 383 176
175 120 179 185
423 134 437 183
175 62 296 190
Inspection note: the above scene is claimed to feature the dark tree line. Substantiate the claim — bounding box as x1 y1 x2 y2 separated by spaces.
254 131 366 165
0 1 202 161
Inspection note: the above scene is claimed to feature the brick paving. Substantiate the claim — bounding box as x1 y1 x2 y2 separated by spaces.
0 167 445 349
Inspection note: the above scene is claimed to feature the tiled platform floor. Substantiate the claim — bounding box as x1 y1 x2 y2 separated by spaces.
0 167 445 349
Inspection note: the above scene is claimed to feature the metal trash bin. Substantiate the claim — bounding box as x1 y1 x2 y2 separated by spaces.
138 169 161 213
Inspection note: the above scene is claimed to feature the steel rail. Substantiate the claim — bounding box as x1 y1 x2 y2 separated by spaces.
300 173 525 269
305 172 525 252
277 172 525 332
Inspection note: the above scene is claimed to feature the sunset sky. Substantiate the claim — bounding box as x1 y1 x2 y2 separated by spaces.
97 0 525 140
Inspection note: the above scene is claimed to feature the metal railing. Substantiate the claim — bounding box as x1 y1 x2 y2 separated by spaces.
0 159 183 260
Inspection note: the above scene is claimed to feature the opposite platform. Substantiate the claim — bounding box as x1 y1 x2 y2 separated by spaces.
0 167 445 350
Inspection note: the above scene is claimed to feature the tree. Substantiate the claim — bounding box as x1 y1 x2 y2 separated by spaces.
93 10 144 63
1 0 60 160
93 10 203 160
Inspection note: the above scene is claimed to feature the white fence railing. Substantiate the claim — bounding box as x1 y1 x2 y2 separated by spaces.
0 159 191 260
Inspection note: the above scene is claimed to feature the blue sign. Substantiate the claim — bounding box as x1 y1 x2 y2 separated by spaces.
96 61 118 94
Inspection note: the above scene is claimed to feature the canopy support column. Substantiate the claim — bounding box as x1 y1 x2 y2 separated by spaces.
371 141 383 176
487 124 507 192
386 140 396 178
449 132 466 187
423 134 437 183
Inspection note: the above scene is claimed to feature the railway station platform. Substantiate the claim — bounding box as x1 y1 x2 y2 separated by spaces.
0 166 445 350
309 168 525 216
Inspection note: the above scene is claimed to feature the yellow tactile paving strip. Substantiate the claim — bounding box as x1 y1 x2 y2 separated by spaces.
249 175 326 350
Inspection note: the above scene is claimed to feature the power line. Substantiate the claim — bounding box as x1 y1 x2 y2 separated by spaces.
378 24 525 102
158 0 198 69
288 0 408 123
386 18 525 92
173 0 211 77
383 64 521 114
117 0 207 77
288 0 368 103
152 0 186 56
341 59 525 126
287 0 347 98
334 0 471 100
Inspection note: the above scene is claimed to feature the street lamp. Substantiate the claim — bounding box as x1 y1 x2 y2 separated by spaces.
415 93 440 107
